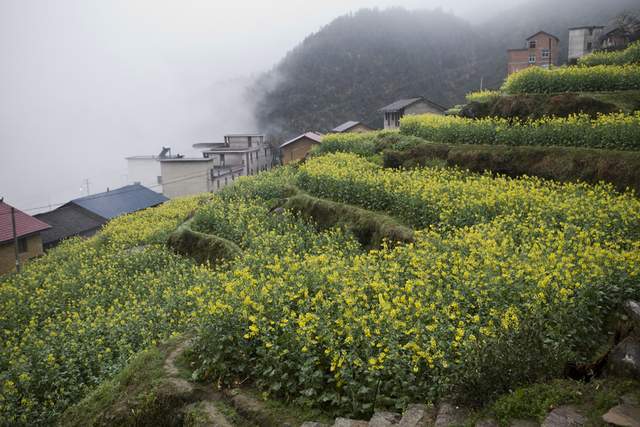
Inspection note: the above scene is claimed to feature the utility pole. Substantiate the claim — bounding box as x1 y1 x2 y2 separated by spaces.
11 206 20 273
480 76 484 91
82 178 91 196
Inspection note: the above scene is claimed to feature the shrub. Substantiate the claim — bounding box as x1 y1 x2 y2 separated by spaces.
501 65 640 94
400 112 640 151
312 131 427 158
465 90 501 103
312 133 378 157
578 41 640 67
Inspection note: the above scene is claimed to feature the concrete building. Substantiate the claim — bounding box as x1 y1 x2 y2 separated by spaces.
161 134 274 199
507 31 560 75
279 132 324 165
568 26 604 62
126 147 181 189
0 200 50 274
332 121 372 133
379 97 446 130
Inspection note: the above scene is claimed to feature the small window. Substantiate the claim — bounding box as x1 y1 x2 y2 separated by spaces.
18 238 28 253
541 48 549 59
529 40 537 49
529 54 536 63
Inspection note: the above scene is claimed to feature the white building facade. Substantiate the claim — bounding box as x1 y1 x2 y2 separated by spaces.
568 26 604 62
160 134 274 199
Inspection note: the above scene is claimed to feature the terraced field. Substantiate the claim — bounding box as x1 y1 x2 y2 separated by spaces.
2 153 638 424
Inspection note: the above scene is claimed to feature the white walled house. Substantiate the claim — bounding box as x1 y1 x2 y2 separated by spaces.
160 134 274 199
126 147 177 190
126 156 162 188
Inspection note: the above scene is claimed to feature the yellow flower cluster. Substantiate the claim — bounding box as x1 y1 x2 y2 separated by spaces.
465 90 501 103
0 196 213 424
2 157 639 422
399 111 640 150
297 153 640 238
192 159 640 413
578 41 640 67
501 64 640 94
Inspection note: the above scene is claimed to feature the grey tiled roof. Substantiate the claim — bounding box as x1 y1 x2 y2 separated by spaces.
70 184 168 220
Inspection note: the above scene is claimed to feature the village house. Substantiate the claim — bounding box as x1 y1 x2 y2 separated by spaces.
507 31 560 75
568 26 604 62
0 200 50 274
379 97 446 130
160 134 274 198
126 147 182 189
279 132 324 165
35 184 168 249
600 15 640 50
331 121 372 133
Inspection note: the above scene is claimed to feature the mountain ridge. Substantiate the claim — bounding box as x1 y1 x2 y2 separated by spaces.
251 0 639 138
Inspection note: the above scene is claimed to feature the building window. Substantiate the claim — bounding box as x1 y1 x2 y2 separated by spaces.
541 48 549 59
529 54 536 63
18 238 28 253
529 40 536 49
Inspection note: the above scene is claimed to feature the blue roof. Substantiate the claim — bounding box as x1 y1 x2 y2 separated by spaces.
70 184 168 220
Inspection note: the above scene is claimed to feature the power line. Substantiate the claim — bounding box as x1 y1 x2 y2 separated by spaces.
0 166 245 216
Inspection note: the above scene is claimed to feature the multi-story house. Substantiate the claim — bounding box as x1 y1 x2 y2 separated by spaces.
160 134 274 198
507 31 560 75
568 26 604 63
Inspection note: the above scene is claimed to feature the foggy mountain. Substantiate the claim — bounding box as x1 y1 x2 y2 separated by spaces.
253 0 639 136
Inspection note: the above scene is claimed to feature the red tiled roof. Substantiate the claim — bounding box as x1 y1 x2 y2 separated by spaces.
0 201 51 243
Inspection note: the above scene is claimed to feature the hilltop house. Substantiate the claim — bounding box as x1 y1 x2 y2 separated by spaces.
279 132 324 165
35 184 168 249
0 201 50 274
161 134 274 198
379 97 446 130
568 26 604 62
332 121 372 133
600 13 640 50
507 31 560 75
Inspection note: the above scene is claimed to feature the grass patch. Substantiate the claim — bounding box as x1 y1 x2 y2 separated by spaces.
245 388 334 425
167 219 242 265
283 192 414 249
59 340 193 427
384 142 640 194
467 378 640 426
460 91 640 120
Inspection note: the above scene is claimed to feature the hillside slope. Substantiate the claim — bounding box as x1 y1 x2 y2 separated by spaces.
253 0 638 137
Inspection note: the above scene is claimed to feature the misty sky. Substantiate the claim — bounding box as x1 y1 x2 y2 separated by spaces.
0 0 526 211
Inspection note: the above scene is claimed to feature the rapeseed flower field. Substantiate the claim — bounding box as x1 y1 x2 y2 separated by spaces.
1 154 639 423
400 111 640 150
